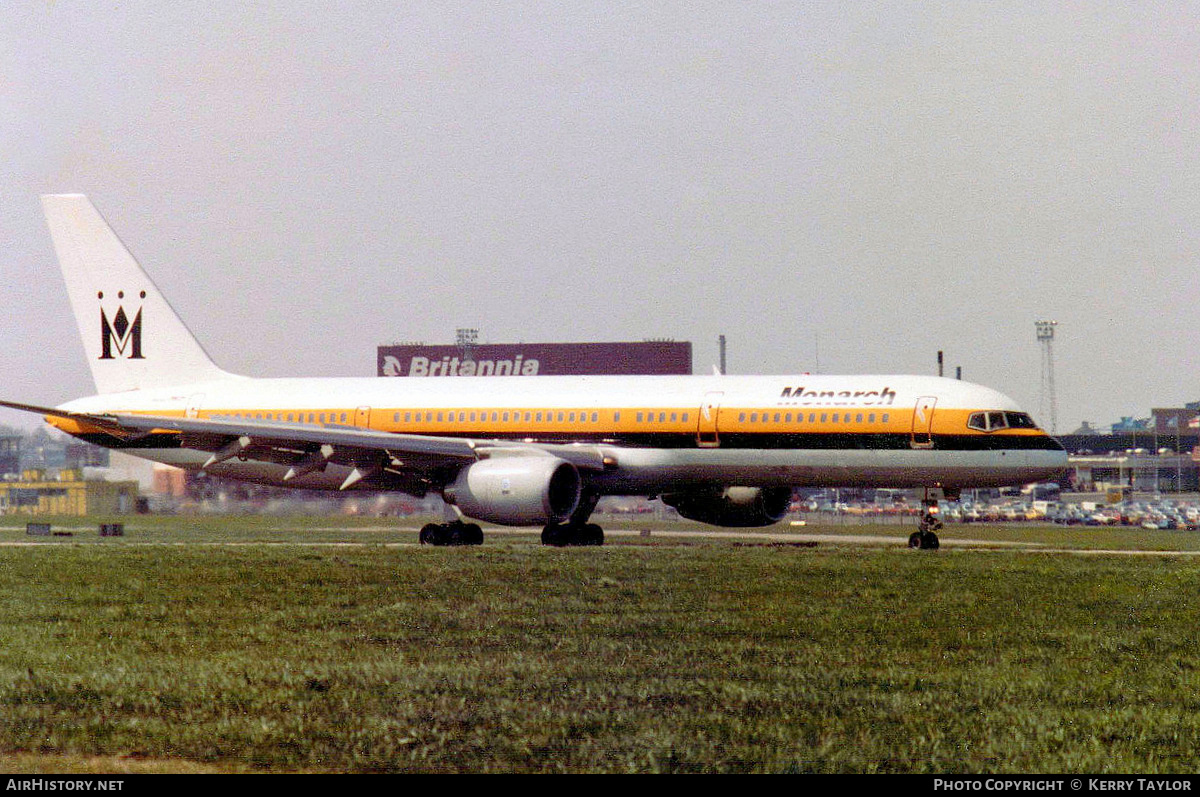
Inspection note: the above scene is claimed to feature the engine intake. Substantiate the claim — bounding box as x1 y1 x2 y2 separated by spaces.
662 486 791 527
444 457 581 526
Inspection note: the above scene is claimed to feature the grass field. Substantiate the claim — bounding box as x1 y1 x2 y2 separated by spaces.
2 517 1200 773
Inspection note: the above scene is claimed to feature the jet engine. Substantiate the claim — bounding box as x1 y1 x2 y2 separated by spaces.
662 486 792 527
444 457 581 526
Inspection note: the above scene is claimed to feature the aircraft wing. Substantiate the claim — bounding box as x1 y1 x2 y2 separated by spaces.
0 401 611 492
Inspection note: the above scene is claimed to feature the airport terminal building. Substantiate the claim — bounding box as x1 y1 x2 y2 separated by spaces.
1061 406 1200 493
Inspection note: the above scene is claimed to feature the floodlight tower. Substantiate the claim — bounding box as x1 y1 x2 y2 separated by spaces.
1035 320 1059 435
456 327 479 363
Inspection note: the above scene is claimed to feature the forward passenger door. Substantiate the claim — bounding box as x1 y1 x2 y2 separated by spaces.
697 392 723 448
911 396 937 449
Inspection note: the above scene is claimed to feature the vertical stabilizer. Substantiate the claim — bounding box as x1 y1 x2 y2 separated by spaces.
41 194 234 394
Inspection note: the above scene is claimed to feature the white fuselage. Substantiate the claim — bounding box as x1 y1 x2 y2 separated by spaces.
58 372 1068 494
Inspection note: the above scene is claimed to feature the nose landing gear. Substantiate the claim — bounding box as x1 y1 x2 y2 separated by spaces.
908 494 944 550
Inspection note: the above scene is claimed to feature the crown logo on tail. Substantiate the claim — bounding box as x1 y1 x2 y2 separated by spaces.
98 290 145 360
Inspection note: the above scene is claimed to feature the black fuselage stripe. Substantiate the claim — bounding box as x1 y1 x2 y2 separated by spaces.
69 430 1064 452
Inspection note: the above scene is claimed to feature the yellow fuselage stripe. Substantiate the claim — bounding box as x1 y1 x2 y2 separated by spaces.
47 405 1049 439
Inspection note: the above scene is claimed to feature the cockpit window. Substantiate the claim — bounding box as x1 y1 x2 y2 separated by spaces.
968 411 1039 432
1005 412 1039 429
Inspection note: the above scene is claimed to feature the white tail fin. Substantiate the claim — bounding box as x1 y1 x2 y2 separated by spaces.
41 194 235 394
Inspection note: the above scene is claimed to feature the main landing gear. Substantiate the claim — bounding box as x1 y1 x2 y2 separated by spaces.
419 521 483 546
908 494 944 551
541 494 604 547
421 496 608 548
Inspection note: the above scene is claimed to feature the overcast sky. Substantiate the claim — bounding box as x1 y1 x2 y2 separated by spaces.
3 2 1198 434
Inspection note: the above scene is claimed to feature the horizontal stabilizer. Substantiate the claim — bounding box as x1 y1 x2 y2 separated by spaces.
0 399 138 438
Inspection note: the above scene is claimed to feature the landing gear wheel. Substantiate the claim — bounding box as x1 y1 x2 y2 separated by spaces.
909 530 941 550
541 522 605 547
541 525 561 547
581 523 604 546
420 521 484 546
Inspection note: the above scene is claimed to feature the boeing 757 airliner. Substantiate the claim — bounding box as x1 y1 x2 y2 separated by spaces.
2 195 1068 549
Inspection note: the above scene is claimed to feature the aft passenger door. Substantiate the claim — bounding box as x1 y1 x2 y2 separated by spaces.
355 406 372 429
697 391 723 448
911 396 937 449
186 394 205 419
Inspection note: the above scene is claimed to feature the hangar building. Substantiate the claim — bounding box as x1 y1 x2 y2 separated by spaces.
378 340 692 377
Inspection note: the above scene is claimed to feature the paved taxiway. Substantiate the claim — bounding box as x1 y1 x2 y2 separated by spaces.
9 524 1200 555
0 524 1023 548
7 520 1200 556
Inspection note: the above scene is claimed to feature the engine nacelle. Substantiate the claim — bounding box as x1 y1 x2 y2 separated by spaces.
662 486 792 527
444 457 581 526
